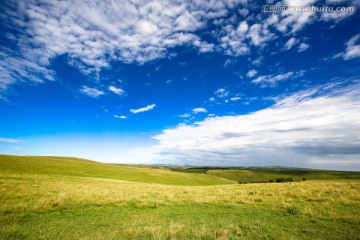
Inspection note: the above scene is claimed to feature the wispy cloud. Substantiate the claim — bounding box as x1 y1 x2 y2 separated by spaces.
246 69 258 78
252 71 305 87
298 42 310 52
214 88 229 98
153 81 360 170
130 104 156 114
80 86 104 98
192 107 207 114
207 88 232 104
114 115 127 119
0 0 242 92
230 97 241 101
216 0 357 59
208 87 247 105
284 38 310 53
216 20 251 56
0 48 55 93
0 0 356 94
341 34 360 60
178 113 191 118
0 137 24 143
109 86 124 95
284 37 299 50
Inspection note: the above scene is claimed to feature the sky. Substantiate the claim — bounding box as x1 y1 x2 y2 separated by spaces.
0 0 360 171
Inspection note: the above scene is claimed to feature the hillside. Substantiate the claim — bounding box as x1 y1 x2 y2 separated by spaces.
207 168 360 183
2 154 359 186
168 166 360 183
1 154 359 239
0 155 235 186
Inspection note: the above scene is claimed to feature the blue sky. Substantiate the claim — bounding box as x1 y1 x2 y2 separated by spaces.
1 0 360 170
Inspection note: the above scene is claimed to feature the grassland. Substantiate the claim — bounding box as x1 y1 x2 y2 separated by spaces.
1 155 360 239
166 166 360 183
0 155 235 186
206 168 360 183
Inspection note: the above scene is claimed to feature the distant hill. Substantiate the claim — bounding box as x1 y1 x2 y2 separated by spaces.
167 166 360 183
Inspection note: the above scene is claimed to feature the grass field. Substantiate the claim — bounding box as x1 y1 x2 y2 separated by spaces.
205 168 360 183
0 155 235 186
1 155 360 239
150 165 360 183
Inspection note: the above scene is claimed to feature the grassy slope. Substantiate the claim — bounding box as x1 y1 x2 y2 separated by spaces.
206 168 360 183
1 154 360 239
0 155 235 186
1 173 359 239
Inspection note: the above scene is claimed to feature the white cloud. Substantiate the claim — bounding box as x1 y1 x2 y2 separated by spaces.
0 137 24 143
209 87 243 104
248 23 275 47
237 21 249 34
342 34 360 60
252 57 263 66
0 0 249 93
214 88 229 98
246 69 258 78
275 0 318 34
216 0 351 57
137 20 159 35
0 48 55 92
0 0 357 95
238 8 249 17
192 107 207 114
216 0 356 60
109 86 125 95
174 11 205 31
284 37 298 50
153 81 360 170
114 115 127 119
230 97 241 101
80 86 104 98
179 113 191 118
252 71 295 87
216 21 250 56
130 103 156 114
298 42 310 52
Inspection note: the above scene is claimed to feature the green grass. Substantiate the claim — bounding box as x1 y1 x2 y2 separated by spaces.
3 203 359 239
0 155 235 186
1 154 360 239
167 166 360 183
206 168 360 183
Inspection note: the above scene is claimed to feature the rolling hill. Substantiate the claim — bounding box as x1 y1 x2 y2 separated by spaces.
1 154 359 239
0 154 236 186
